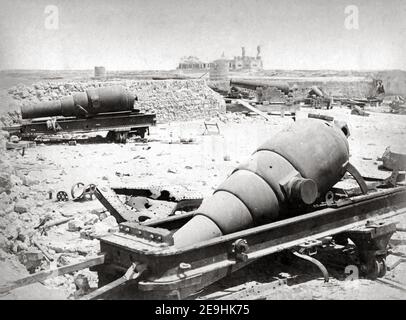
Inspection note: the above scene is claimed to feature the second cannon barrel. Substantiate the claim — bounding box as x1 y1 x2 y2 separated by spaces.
21 85 136 119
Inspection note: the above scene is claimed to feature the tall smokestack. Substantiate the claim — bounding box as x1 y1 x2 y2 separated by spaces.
241 46 245 58
257 45 261 58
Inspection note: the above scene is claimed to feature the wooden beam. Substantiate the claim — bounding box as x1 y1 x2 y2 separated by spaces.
376 278 406 292
79 263 146 300
0 254 106 294
79 276 128 300
236 99 274 121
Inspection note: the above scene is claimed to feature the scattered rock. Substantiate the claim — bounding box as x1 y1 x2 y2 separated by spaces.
14 201 28 214
10 174 23 186
101 216 118 228
67 220 85 232
80 216 118 239
0 234 10 251
17 229 34 243
22 176 40 187
351 107 370 116
83 214 99 226
0 172 13 195
18 249 45 272
57 253 82 266
125 196 150 211
90 209 109 220
16 241 29 252
73 274 91 298
10 135 20 143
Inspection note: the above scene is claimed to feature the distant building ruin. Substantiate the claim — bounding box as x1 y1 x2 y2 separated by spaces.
177 56 210 71
177 45 264 72
229 46 263 71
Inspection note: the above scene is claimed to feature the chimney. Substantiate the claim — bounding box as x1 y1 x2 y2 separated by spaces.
257 45 261 58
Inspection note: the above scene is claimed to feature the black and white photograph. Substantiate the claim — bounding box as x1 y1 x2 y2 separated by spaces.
0 0 405 305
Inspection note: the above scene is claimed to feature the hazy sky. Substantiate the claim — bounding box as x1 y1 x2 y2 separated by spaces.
0 0 405 70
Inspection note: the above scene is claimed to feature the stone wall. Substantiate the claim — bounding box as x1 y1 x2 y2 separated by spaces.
5 79 226 123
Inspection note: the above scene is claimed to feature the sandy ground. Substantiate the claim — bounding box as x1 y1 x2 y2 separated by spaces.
0 105 406 300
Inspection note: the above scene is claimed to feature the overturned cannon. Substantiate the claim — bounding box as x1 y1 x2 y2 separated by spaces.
174 118 351 247
21 85 136 119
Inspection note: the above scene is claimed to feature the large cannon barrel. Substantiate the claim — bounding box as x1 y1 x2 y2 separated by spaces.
173 119 350 247
21 85 135 119
230 79 290 95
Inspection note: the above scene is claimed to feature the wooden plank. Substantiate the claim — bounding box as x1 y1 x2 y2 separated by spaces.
216 278 288 300
79 276 128 300
79 263 146 300
236 99 274 121
0 254 105 294
32 239 54 262
376 278 406 292
39 217 74 230
6 141 36 150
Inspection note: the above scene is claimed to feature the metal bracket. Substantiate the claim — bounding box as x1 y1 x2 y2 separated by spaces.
325 191 335 207
231 239 249 262
119 222 174 245
382 170 404 188
292 251 329 282
346 162 368 195
341 220 397 279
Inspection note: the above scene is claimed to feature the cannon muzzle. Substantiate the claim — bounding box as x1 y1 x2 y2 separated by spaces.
21 85 135 119
173 119 350 247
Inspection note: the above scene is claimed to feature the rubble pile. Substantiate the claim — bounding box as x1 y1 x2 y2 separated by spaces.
6 79 226 123
0 149 121 298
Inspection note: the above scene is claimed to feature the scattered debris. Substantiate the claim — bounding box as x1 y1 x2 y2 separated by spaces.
32 238 54 262
379 146 406 171
6 140 36 151
14 201 28 214
38 217 74 234
236 99 274 121
389 96 405 114
17 250 44 272
351 106 370 116
56 191 69 202
202 121 220 135
308 113 334 122
73 274 92 298
115 172 131 177
68 220 85 232
71 183 96 202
